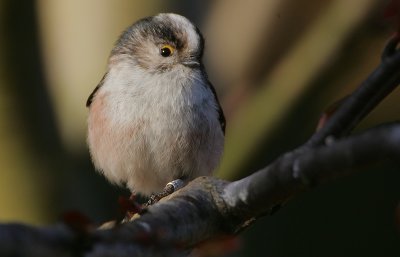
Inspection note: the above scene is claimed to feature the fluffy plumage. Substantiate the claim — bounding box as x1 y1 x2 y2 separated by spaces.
87 13 225 196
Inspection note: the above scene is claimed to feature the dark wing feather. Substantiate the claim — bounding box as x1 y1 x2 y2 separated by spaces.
207 80 226 134
86 73 107 107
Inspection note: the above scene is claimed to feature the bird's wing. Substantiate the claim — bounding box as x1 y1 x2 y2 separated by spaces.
207 80 226 134
86 73 107 107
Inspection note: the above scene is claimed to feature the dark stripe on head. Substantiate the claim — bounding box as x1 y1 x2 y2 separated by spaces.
113 16 188 55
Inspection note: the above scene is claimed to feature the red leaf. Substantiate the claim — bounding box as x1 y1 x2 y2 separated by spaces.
118 195 143 219
62 210 93 233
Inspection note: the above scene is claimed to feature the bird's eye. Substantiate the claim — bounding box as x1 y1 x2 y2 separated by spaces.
160 44 174 57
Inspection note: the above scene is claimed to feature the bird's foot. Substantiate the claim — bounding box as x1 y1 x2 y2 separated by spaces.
145 179 186 206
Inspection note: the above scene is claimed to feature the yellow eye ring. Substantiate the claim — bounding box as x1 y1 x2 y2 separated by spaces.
160 44 175 57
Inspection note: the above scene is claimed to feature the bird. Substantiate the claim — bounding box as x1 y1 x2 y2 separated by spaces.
86 13 225 199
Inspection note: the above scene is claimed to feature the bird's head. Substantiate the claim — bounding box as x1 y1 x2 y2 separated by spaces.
110 13 205 74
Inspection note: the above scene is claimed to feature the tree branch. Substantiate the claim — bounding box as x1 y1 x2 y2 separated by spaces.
306 35 400 146
0 36 399 257
223 122 400 222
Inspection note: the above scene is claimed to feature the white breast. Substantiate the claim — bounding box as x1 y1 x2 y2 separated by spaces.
87 62 224 195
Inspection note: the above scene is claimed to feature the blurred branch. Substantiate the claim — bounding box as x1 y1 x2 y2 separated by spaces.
0 29 399 257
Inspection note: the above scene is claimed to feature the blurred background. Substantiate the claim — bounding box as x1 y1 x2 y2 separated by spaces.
0 0 399 256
